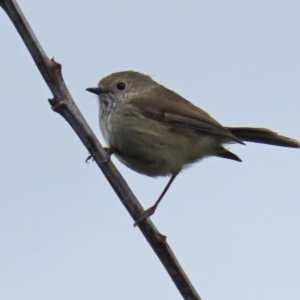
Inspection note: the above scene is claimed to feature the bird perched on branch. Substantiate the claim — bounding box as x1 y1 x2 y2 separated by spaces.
87 71 300 225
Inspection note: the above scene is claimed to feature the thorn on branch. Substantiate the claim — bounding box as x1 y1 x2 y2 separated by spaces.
50 57 61 69
48 97 67 111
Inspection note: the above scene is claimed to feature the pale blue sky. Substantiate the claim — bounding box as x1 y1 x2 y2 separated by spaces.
0 1 299 299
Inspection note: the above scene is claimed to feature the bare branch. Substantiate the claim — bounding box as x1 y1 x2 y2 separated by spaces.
0 1 201 299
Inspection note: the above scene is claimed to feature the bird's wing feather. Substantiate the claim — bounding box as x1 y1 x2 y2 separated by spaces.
127 85 243 144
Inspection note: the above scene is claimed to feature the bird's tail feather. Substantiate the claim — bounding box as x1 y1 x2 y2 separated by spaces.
226 127 300 148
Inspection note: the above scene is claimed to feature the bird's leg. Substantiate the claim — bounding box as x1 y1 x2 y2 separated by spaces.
99 147 114 163
85 147 114 163
133 172 179 226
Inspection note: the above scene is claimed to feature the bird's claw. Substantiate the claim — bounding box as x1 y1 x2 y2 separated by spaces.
85 154 94 163
85 147 113 164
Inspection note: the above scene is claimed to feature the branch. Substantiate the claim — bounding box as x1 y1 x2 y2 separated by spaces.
0 1 201 299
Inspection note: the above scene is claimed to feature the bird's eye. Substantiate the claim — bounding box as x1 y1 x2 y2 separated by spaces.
116 82 126 90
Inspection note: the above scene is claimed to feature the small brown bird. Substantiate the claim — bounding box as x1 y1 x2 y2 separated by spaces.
86 71 300 225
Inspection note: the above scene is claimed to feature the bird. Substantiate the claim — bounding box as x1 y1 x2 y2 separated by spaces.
86 71 300 225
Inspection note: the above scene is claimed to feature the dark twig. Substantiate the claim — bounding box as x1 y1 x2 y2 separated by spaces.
0 1 201 299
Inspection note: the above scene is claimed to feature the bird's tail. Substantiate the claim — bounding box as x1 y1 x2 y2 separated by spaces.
226 127 300 148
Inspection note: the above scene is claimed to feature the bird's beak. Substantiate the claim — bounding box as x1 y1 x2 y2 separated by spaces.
86 87 110 95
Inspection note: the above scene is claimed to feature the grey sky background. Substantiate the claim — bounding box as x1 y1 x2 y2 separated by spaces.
1 1 299 299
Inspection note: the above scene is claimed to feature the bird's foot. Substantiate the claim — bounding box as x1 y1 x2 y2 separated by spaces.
133 205 157 227
85 154 94 163
85 147 113 164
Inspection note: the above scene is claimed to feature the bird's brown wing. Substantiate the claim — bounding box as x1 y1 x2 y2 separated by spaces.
127 85 244 144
